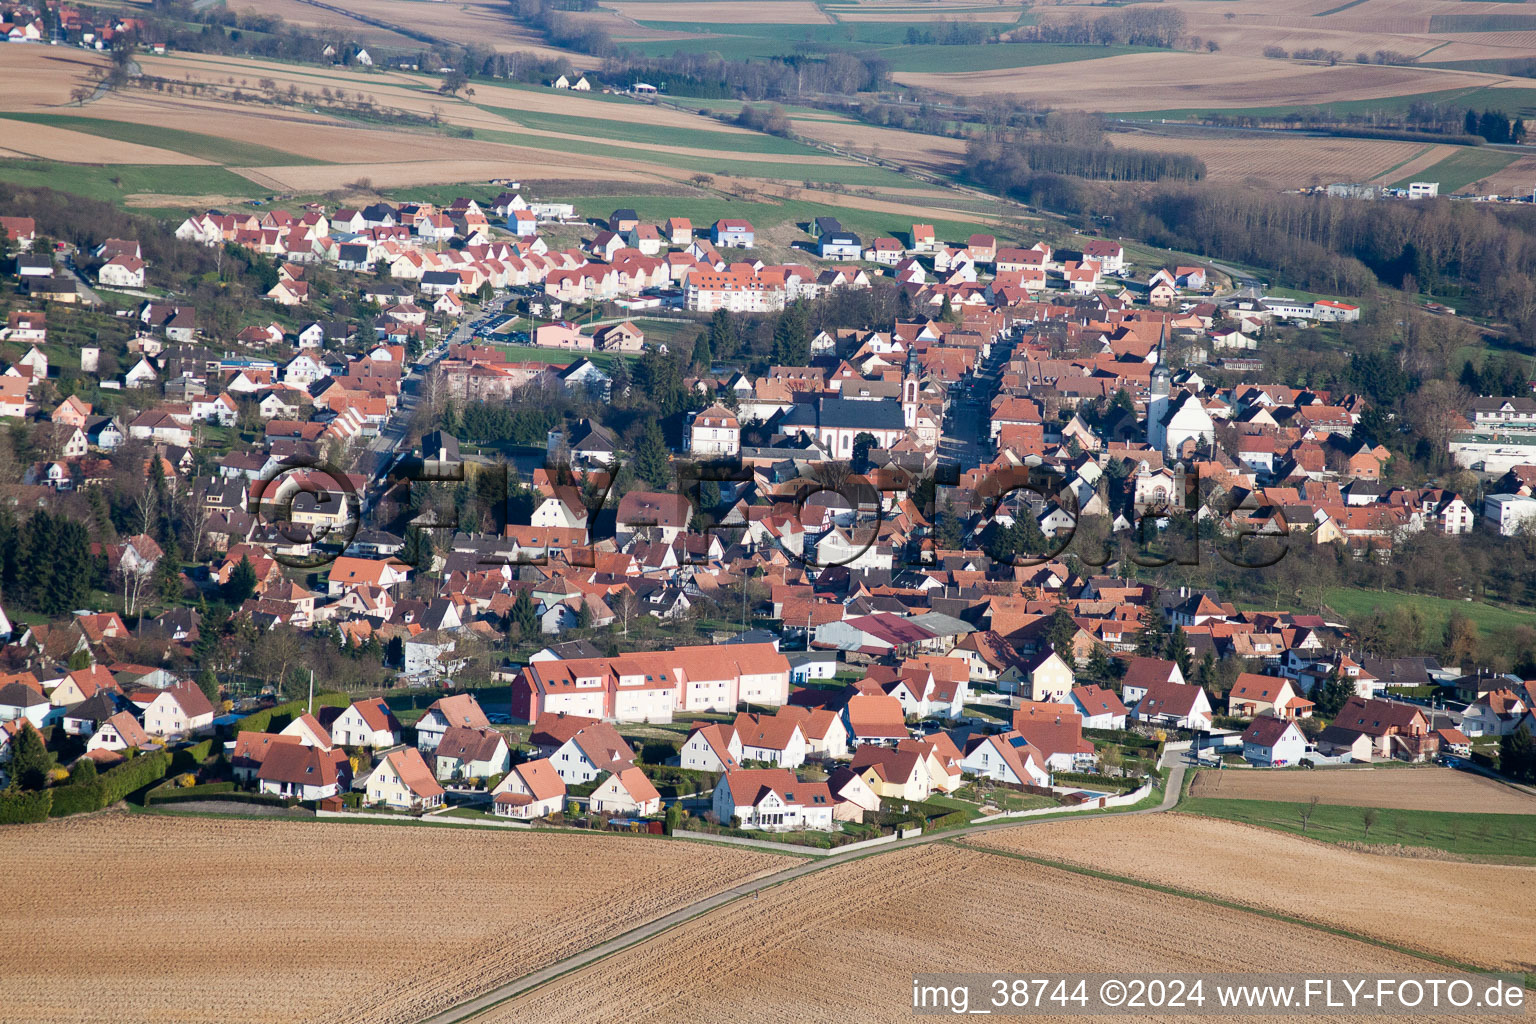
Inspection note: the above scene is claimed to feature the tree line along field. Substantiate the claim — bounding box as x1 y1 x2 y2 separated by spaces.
476 839 1506 1024
0 812 795 1024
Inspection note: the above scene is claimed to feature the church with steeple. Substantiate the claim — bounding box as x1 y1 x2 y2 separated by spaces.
1145 323 1214 457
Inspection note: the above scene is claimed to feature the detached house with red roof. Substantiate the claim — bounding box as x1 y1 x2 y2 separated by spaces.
1069 685 1127 729
533 714 637 784
491 757 566 819
590 766 661 816
850 744 931 801
86 710 150 754
680 721 742 772
842 692 908 747
137 683 214 740
1240 717 1307 767
258 742 348 801
710 218 755 248
1227 673 1313 720
958 730 1050 786
712 767 834 831
732 711 808 768
416 693 490 752
326 556 411 596
323 698 401 748
433 725 511 781
365 746 443 811
1130 681 1213 731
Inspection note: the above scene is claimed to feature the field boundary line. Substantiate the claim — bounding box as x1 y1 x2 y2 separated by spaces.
951 839 1536 990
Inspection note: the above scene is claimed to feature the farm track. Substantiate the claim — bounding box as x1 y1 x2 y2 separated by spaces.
419 762 1188 1024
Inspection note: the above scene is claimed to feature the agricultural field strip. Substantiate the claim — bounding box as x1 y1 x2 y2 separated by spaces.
959 813 1536 973
1188 766 1536 813
1 112 326 166
0 117 214 166
467 840 1497 1024
0 813 796 1024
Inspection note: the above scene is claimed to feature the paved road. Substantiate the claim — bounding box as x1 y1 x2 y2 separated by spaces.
421 757 1188 1024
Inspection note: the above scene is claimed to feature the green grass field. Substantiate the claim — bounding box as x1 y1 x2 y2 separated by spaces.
1392 147 1518 192
0 160 264 202
0 113 326 166
625 23 1135 70
475 104 818 156
1121 86 1536 122
1428 12 1536 32
1184 796 1536 859
1320 586 1535 637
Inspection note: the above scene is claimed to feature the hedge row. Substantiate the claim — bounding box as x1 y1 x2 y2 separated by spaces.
235 693 350 735
171 739 215 772
1052 771 1141 792
147 785 304 809
102 751 173 804
0 788 52 824
47 781 106 817
42 750 175 818
144 781 235 805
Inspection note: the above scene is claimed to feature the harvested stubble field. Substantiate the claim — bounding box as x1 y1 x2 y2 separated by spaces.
1107 129 1442 187
964 814 1536 972
477 841 1496 1024
895 51 1502 108
0 811 794 1024
1190 765 1536 813
788 115 969 175
0 48 110 107
0 116 211 165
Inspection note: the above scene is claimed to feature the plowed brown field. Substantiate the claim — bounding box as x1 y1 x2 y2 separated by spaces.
1191 765 1536 813
0 811 793 1024
895 52 1501 109
476 841 1497 1024
965 813 1536 972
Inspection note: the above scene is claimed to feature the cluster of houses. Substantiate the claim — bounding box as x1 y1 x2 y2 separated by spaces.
0 1 156 48
0 620 217 769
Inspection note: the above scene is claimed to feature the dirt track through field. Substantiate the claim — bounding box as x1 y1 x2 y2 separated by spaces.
470 840 1500 1024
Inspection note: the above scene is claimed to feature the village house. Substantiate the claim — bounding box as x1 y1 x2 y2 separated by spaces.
712 767 834 831
433 725 511 781
490 757 566 818
589 766 661 816
1240 717 1308 767
365 746 444 811
415 693 490 752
